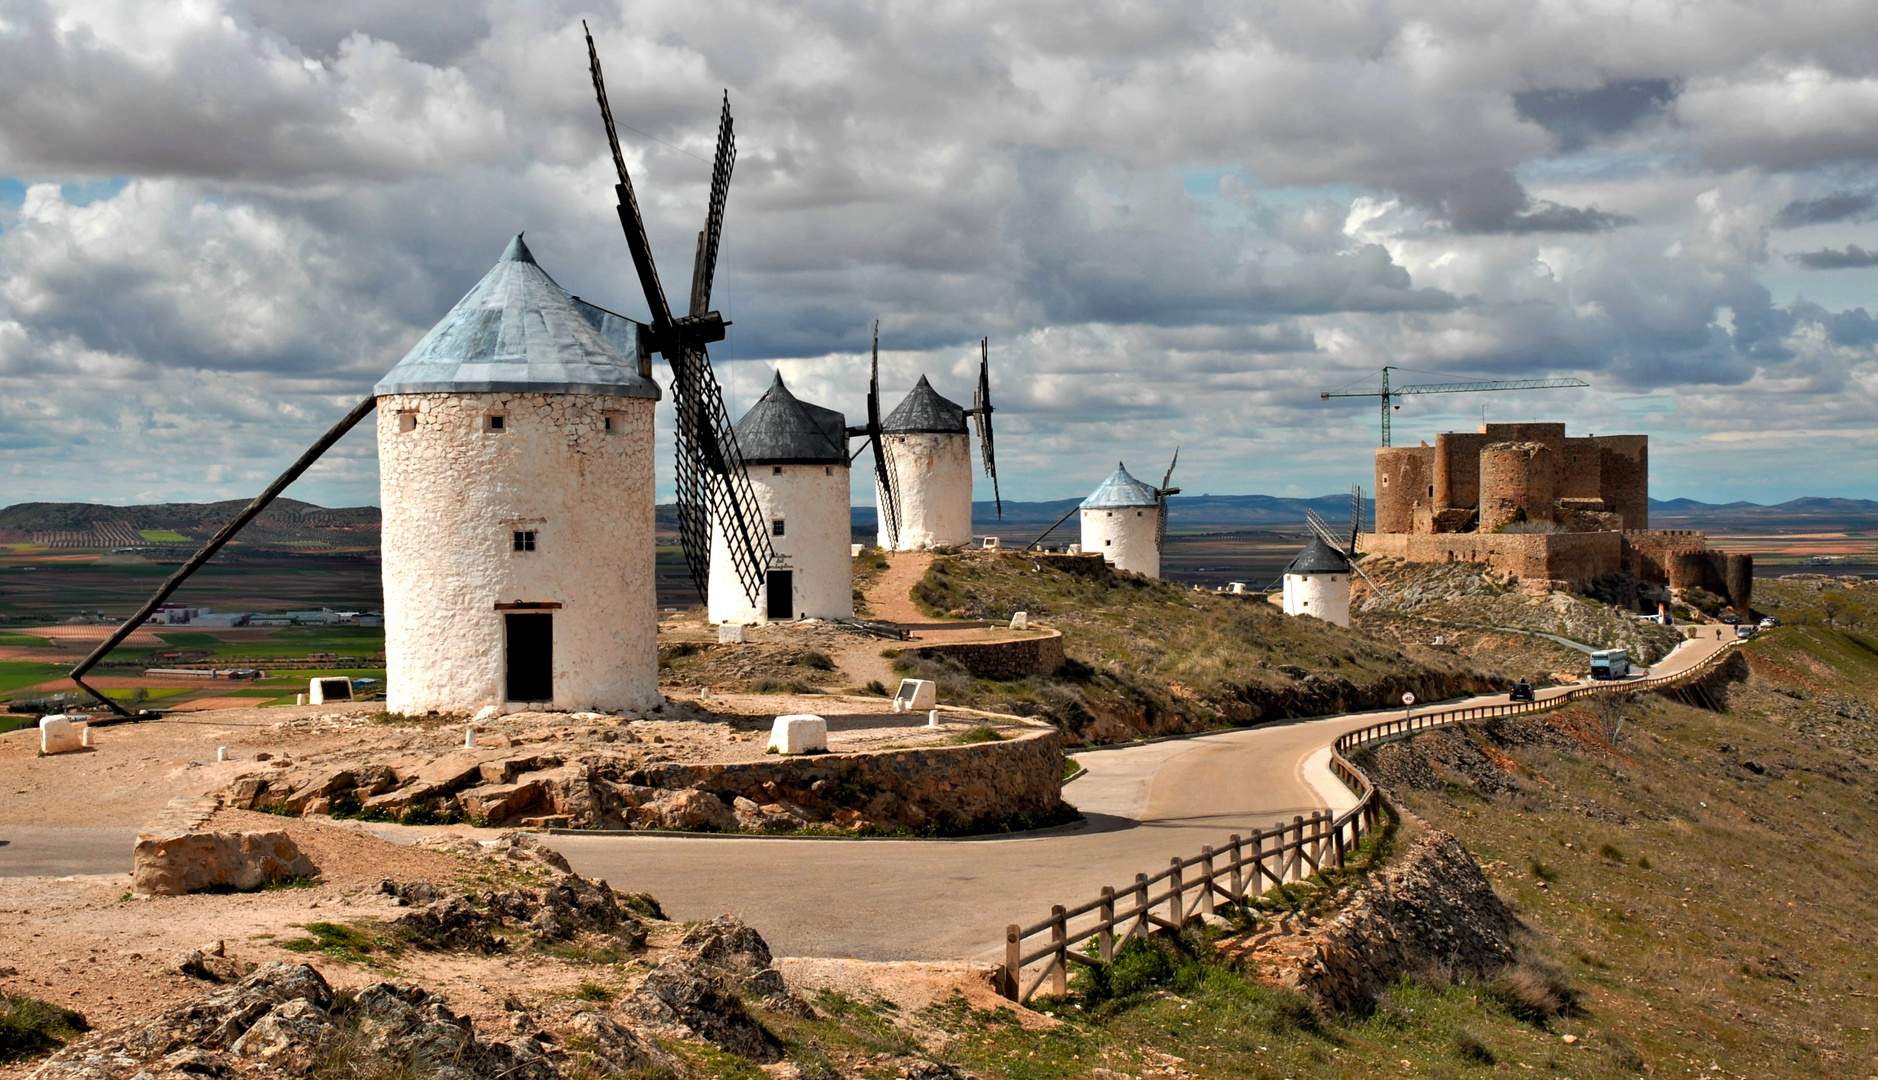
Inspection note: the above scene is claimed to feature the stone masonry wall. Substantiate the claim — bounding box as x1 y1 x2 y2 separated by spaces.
1375 446 1436 534
900 630 1066 679
1361 531 1623 592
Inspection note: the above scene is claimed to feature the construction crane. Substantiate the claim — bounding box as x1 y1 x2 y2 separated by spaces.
1319 366 1590 447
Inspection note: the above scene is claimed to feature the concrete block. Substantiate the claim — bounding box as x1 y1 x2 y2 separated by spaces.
891 679 936 713
768 714 827 755
718 623 746 644
981 536 1002 550
308 677 352 705
928 709 941 728
295 693 307 706
1068 543 1082 554
217 746 228 762
851 544 865 557
81 724 93 748
40 715 84 755
1009 611 1029 630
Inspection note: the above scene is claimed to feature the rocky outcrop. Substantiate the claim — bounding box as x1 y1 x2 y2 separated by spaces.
621 915 802 1062
221 729 1064 836
132 797 318 896
25 963 554 1080
898 631 1066 679
381 870 646 953
1221 829 1516 1013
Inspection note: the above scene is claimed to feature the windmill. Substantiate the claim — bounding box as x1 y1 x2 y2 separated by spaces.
963 337 1002 518
1153 448 1181 548
585 25 770 602
1304 488 1383 597
845 322 903 549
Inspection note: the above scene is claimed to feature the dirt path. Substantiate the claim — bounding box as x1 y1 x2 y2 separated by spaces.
828 550 1028 688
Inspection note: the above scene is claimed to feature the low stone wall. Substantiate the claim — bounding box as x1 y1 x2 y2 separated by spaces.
225 727 1065 836
899 630 1065 679
622 726 1064 834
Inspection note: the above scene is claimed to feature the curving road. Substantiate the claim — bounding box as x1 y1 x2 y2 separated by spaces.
0 635 1724 964
546 634 1726 961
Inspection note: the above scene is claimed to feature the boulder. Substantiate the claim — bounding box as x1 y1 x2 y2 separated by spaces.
133 805 319 896
630 956 783 1063
767 714 827 755
564 1010 680 1076
390 894 506 954
638 789 735 831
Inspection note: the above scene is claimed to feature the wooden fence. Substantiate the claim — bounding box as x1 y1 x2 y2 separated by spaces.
996 640 1741 1002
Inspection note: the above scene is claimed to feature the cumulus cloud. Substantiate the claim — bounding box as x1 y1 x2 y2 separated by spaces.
2 0 1878 507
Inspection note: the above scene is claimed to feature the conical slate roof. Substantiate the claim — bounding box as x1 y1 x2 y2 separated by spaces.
1286 536 1353 575
1080 463 1160 509
882 375 966 434
733 372 848 465
374 235 661 399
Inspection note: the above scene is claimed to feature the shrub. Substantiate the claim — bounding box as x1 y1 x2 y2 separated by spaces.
572 982 614 1002
1452 1027 1496 1065
0 994 89 1062
1487 963 1580 1024
1598 843 1625 863
949 726 1007 745
797 650 835 671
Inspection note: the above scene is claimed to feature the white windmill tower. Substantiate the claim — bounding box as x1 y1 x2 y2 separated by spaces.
374 235 665 713
1283 488 1379 628
1078 453 1179 578
872 337 1002 551
709 372 852 624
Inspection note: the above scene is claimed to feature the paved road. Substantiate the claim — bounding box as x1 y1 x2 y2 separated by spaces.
548 635 1726 961
1 635 1724 963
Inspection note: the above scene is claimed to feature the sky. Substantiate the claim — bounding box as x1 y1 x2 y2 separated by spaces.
2 0 1877 510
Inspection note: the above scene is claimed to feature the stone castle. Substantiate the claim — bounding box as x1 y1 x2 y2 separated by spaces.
1361 422 1751 613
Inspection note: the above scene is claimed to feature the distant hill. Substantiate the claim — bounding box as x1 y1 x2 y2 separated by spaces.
0 499 379 550
854 493 1372 534
1647 496 1878 532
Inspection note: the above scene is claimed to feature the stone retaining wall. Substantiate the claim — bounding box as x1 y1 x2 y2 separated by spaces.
899 630 1065 679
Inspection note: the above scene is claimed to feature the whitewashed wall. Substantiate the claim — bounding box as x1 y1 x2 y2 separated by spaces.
709 463 854 624
878 432 972 550
1081 505 1161 577
1283 572 1351 627
377 392 659 714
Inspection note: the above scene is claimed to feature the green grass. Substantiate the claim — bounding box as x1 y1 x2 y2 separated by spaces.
278 921 398 967
898 551 1499 741
948 725 1009 744
1063 755 1081 778
137 529 191 542
154 632 221 646
0 993 89 1063
0 633 50 647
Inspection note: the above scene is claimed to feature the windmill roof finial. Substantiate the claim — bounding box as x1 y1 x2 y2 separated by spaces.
499 234 536 264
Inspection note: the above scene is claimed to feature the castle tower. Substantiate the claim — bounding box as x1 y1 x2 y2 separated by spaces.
1282 537 1352 627
878 375 973 550
374 235 662 714
1079 464 1162 577
709 372 852 624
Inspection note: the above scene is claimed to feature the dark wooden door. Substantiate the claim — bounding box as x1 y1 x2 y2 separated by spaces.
505 613 553 701
766 570 793 620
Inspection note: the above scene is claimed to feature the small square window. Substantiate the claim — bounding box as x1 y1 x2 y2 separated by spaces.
512 530 536 552
824 466 832 476
772 519 786 537
397 412 417 433
773 466 783 475
604 415 614 431
486 414 506 432
1105 539 1112 546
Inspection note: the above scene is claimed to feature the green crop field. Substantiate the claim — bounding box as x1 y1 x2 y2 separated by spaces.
137 529 191 542
0 632 51 647
0 660 71 696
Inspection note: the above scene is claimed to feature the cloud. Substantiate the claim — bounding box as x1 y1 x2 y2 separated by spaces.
1790 244 1878 269
4 0 1878 508
1514 79 1678 153
1775 191 1875 227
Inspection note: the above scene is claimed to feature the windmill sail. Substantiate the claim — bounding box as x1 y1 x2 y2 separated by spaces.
1154 448 1180 548
1306 506 1383 596
970 337 1001 518
585 25 771 602
866 324 902 548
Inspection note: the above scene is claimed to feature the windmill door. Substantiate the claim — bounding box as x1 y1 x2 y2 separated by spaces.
505 613 553 701
766 571 794 620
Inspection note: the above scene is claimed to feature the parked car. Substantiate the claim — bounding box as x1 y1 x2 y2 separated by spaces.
1736 625 1757 639
1758 616 1779 628
1720 612 1740 625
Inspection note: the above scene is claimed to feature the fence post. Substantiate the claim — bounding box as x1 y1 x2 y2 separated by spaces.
1134 873 1150 938
1333 813 1347 868
1290 815 1306 881
1098 886 1115 962
1169 857 1185 926
1200 845 1217 914
1228 834 1244 901
1050 905 1067 997
1251 830 1267 895
1003 924 1020 999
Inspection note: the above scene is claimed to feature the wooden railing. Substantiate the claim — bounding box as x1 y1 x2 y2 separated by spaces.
996 639 1741 1002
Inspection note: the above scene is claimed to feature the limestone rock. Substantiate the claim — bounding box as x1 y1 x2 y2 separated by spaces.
390 893 506 954
630 956 783 1063
133 813 318 897
563 1010 679 1076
